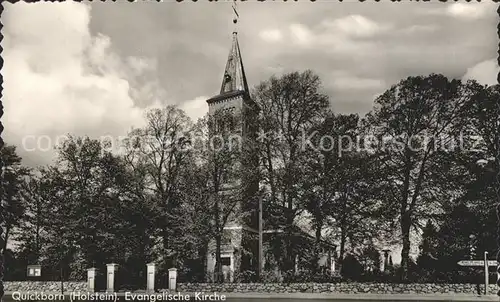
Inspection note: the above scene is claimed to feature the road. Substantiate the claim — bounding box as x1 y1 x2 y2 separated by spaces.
222 293 499 302
2 292 498 302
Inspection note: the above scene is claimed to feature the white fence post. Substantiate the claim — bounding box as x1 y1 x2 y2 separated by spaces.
147 263 156 292
87 268 97 292
106 263 119 293
168 268 177 292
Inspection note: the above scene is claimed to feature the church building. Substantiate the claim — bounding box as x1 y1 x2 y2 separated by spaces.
204 30 338 282
204 31 260 282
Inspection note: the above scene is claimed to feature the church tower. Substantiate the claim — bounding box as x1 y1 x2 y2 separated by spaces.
206 30 260 218
206 31 260 280
207 31 258 117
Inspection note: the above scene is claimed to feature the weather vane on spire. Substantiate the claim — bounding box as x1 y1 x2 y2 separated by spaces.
232 0 239 26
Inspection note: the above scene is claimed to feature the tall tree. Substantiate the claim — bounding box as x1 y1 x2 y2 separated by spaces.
124 106 193 269
14 174 52 266
365 74 473 280
460 84 500 217
31 165 78 281
27 136 152 281
302 113 380 272
14 136 162 282
190 112 251 282
420 82 500 282
253 70 330 272
54 137 124 268
0 145 30 256
432 203 481 283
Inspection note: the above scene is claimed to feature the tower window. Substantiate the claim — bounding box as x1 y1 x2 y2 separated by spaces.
216 119 225 132
221 257 231 266
224 73 232 92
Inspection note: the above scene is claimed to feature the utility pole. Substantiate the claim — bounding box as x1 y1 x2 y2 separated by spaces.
495 96 500 296
485 251 489 295
258 193 263 281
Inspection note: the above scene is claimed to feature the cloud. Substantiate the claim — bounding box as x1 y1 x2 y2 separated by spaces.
289 24 313 46
285 15 388 55
2 2 160 166
463 59 499 86
287 22 377 54
400 24 437 34
423 2 496 20
446 2 494 20
259 29 283 43
126 57 158 76
4 1 498 164
321 15 391 38
179 96 209 123
332 75 386 91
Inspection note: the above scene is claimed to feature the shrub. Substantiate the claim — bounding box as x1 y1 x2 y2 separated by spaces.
259 270 282 283
178 259 206 283
282 269 343 283
340 254 363 281
234 270 257 283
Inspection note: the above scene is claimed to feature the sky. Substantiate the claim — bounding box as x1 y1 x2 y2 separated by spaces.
2 1 499 168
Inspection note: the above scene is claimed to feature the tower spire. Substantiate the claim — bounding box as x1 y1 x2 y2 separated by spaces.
220 1 248 95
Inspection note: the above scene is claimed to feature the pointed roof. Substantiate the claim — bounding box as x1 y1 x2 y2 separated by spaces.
219 32 249 94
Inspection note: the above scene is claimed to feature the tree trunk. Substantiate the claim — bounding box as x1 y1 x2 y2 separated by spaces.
162 228 171 267
313 221 323 274
60 256 64 294
339 230 346 262
399 145 412 282
400 212 411 281
215 234 222 283
284 214 295 274
337 221 347 274
2 226 9 257
35 219 40 262
36 196 41 262
199 242 208 282
265 144 277 205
